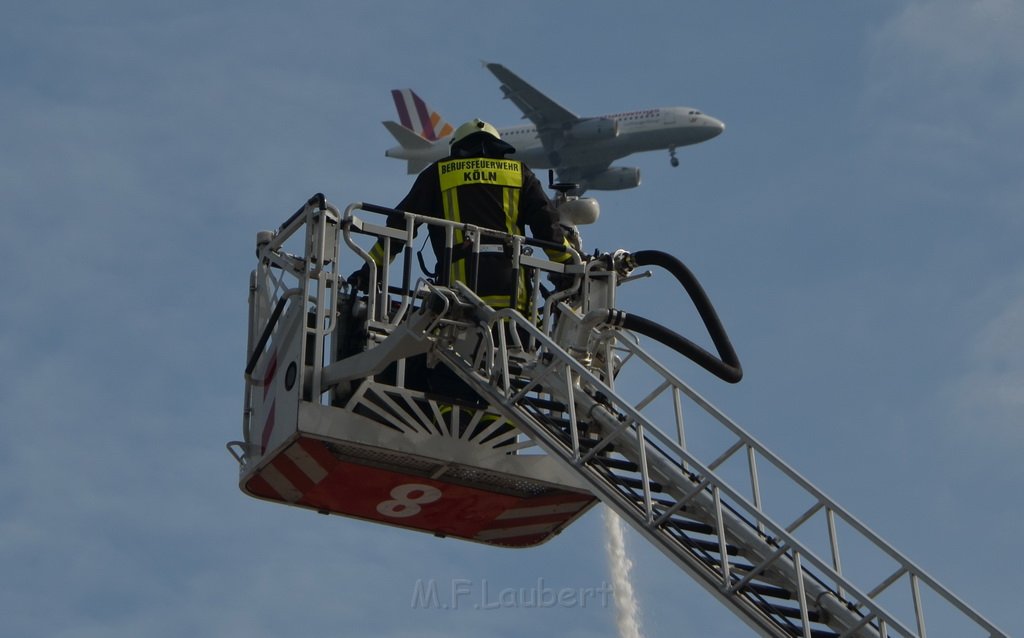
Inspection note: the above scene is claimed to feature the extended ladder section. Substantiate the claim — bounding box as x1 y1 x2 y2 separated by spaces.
234 196 1007 638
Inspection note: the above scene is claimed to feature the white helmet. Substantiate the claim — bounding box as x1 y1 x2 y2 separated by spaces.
449 118 501 146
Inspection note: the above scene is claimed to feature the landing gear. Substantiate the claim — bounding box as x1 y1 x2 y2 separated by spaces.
669 147 679 168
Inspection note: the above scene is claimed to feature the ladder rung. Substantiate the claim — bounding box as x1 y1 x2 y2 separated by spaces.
695 553 756 574
685 537 740 556
650 496 687 509
743 582 792 600
578 437 615 453
519 395 566 412
764 603 821 622
598 457 638 472
613 475 664 493
666 517 715 535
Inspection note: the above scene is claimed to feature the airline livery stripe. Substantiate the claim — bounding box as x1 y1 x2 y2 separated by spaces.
431 113 453 138
260 463 303 503
412 93 435 140
391 89 414 131
494 500 590 520
284 444 329 484
392 89 440 140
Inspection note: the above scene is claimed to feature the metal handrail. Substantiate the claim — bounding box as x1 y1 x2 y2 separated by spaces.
428 289 1006 637
605 327 1003 633
341 201 582 329
239 195 1007 637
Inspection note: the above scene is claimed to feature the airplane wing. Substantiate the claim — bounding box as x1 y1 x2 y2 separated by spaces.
485 62 580 151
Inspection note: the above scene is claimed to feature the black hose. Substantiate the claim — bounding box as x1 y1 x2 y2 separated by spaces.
623 250 743 384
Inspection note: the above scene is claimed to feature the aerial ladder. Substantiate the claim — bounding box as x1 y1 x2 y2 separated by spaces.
229 193 1008 638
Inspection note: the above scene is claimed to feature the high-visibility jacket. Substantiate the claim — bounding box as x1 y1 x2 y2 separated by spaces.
371 155 572 309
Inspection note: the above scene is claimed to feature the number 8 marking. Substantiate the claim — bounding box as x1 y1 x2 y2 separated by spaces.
376 483 442 518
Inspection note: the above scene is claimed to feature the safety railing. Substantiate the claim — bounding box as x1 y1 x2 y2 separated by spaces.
238 197 581 460
596 317 1004 637
237 195 1007 637
340 202 581 335
238 195 342 460
427 285 1007 638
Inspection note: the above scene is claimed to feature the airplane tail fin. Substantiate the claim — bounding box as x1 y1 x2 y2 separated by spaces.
382 120 434 174
391 89 454 141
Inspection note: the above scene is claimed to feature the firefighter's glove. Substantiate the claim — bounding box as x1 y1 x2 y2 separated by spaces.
347 264 371 294
548 272 576 293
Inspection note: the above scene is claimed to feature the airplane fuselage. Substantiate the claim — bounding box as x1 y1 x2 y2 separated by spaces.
386 106 725 171
505 107 724 169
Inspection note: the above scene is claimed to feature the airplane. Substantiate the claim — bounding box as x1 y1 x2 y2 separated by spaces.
383 62 726 192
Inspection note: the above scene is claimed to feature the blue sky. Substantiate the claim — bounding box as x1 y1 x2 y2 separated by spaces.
2 1 1021 636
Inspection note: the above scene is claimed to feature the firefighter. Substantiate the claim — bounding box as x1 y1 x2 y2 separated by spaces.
348 119 574 439
350 118 573 309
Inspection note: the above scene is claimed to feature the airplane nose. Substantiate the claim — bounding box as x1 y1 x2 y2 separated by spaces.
708 116 725 137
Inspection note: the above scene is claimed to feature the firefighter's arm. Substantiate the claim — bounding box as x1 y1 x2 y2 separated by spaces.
351 210 406 292
361 167 436 276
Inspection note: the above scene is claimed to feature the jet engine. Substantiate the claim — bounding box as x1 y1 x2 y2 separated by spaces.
585 167 641 191
565 117 619 141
